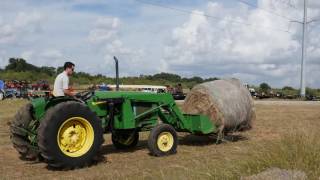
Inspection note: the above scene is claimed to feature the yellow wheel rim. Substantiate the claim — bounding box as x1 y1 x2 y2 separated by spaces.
57 117 94 157
157 132 174 152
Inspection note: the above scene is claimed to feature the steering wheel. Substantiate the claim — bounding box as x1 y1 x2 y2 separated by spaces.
75 91 94 101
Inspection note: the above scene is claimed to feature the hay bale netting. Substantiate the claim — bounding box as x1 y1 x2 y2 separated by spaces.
182 78 255 133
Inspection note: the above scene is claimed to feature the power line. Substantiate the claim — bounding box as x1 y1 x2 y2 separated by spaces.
135 0 293 33
227 0 299 22
262 0 299 10
308 16 320 23
275 0 298 9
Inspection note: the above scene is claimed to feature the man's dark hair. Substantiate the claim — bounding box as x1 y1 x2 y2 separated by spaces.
64 62 75 70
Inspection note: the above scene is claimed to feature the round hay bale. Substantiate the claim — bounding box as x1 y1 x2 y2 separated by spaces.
182 78 255 132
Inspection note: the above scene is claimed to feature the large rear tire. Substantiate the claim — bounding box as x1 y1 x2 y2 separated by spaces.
37 101 104 169
10 103 39 160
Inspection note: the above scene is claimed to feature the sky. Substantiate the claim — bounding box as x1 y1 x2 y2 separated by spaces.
0 0 319 88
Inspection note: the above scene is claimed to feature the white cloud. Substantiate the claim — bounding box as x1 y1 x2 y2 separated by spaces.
0 0 319 88
0 11 43 44
88 17 120 44
87 17 162 76
0 50 7 67
0 24 15 44
14 12 42 28
40 49 63 59
20 49 64 67
163 0 320 87
21 50 34 60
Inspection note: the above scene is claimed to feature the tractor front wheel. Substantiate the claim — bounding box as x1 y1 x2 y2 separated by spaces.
112 130 139 150
37 101 104 169
148 124 177 156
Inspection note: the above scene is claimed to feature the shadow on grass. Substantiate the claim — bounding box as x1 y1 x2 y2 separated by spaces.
45 133 248 171
99 133 248 155
44 141 148 171
178 134 248 146
46 155 107 171
100 140 149 156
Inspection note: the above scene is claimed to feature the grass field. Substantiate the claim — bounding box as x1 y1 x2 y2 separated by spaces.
0 99 320 179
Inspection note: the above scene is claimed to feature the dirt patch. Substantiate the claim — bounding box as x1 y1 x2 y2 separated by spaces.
242 168 307 180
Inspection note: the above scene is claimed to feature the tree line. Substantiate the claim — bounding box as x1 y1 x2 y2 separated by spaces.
0 58 219 88
254 82 319 97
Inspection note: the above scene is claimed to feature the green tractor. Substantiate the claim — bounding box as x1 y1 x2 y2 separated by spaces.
10 57 218 169
10 91 217 169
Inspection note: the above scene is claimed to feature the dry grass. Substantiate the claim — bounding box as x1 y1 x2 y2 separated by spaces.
0 100 319 179
237 130 320 179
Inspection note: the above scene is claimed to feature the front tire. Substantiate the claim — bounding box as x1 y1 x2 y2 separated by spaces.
148 124 178 156
38 101 104 169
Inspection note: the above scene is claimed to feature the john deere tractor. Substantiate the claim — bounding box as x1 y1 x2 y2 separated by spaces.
10 57 218 169
10 90 218 168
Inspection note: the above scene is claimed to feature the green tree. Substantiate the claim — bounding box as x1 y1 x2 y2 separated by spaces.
282 86 295 91
260 82 271 92
39 66 56 76
151 72 181 82
187 76 204 83
5 58 39 72
95 74 105 78
306 87 316 96
56 66 64 74
204 77 219 82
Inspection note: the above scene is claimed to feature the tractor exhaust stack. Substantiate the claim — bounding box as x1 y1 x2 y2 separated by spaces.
114 56 119 91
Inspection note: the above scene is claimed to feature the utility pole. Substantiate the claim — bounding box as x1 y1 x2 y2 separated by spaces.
295 0 320 97
300 0 308 97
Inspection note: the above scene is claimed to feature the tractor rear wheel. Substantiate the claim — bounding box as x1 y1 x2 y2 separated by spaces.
10 103 39 160
112 130 139 150
148 124 177 156
37 101 104 169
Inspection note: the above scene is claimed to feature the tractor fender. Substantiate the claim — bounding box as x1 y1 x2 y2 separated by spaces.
31 96 83 121
44 96 83 110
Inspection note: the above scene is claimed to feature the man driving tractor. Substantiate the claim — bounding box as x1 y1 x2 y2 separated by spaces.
53 62 75 97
